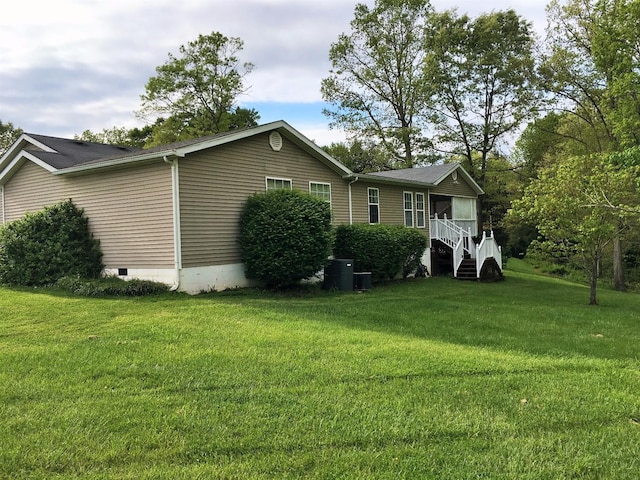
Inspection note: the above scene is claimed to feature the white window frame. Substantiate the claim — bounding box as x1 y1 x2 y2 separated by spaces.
403 191 414 227
265 177 292 191
309 181 331 204
368 187 380 224
416 192 426 228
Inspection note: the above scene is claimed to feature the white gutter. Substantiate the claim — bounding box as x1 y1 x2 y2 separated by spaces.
348 176 359 224
164 155 183 291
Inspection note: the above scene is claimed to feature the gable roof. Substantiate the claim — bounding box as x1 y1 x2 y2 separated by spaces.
1 120 482 195
0 121 352 184
361 162 484 194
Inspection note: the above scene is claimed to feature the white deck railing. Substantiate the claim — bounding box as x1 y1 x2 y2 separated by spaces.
431 215 502 279
430 214 474 253
476 231 502 277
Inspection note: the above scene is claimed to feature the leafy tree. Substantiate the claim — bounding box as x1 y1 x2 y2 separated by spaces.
321 0 434 168
537 0 640 289
138 32 258 145
0 120 23 155
510 154 639 304
239 189 333 288
541 0 640 151
74 125 154 148
424 9 540 222
323 139 390 173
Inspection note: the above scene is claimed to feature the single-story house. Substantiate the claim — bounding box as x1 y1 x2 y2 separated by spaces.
0 120 501 293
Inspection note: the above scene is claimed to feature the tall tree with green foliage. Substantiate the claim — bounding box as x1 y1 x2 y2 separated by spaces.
138 32 259 146
541 0 640 151
0 120 22 155
510 154 639 304
321 0 434 168
424 9 540 224
536 0 640 289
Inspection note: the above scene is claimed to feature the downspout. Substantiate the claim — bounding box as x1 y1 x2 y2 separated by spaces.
1 185 4 225
348 176 359 224
164 155 182 291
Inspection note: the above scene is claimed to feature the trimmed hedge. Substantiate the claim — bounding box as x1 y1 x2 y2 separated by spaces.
239 189 333 288
54 275 169 297
0 200 103 286
333 224 427 281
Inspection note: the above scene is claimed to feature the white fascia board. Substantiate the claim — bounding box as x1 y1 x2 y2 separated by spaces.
0 152 58 185
352 172 434 188
20 134 58 153
54 149 183 175
432 163 484 195
175 120 353 176
52 120 353 177
0 133 57 172
456 166 484 195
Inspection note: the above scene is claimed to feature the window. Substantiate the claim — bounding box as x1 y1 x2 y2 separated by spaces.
452 197 476 220
266 177 292 191
368 188 380 224
309 182 331 203
404 192 414 227
416 193 426 228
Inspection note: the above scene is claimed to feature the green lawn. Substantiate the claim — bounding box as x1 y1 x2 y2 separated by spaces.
1 260 639 479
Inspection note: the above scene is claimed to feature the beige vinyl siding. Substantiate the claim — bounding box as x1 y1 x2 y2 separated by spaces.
179 133 350 268
432 172 477 197
349 181 430 240
3 160 174 268
3 161 69 220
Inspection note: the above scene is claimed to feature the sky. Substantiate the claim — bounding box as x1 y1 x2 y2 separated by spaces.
0 0 549 148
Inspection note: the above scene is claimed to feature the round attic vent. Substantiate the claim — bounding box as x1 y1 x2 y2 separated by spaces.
269 131 283 151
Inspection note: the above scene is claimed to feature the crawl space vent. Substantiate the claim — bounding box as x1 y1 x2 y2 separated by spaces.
269 131 283 151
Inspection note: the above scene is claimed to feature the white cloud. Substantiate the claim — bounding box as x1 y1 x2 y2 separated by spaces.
0 0 548 141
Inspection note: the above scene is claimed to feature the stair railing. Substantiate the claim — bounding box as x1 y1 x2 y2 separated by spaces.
476 231 503 276
431 214 474 256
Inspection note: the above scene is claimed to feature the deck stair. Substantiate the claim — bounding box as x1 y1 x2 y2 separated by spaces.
456 258 478 279
430 214 502 280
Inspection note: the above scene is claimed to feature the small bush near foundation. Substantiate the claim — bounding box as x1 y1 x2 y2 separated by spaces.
0 200 103 286
240 189 333 288
54 275 169 297
333 224 427 281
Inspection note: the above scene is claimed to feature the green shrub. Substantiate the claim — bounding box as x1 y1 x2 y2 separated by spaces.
239 189 333 288
333 224 427 281
0 200 103 286
54 275 169 297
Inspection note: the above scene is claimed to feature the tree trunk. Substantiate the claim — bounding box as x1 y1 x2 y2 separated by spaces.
612 235 626 291
589 257 599 306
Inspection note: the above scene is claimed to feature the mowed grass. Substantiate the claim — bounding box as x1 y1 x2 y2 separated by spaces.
1 260 639 479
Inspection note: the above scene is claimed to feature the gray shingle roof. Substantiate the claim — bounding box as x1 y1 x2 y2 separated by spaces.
366 163 458 185
25 134 142 169
22 127 262 170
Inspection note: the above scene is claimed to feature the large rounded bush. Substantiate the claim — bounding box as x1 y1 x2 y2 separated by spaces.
0 199 103 286
239 189 333 288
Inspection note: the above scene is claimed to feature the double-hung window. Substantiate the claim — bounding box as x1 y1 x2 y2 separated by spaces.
368 188 380 224
403 191 426 228
265 177 292 191
415 193 426 228
404 192 414 227
309 182 331 203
